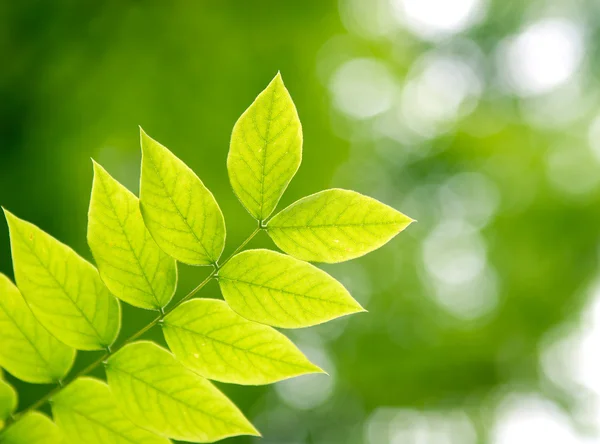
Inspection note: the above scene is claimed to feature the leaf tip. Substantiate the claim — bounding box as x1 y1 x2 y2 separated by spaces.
139 126 152 148
246 424 262 437
271 70 285 88
312 364 328 376
1 206 16 224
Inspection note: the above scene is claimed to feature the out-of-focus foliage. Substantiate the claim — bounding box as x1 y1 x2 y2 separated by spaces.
2 0 600 443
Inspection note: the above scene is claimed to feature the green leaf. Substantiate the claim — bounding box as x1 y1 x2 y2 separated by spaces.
3 210 121 351
139 129 226 266
105 341 259 442
0 412 62 444
228 72 302 221
0 380 16 423
267 189 414 263
162 299 323 385
88 161 178 310
51 377 170 444
219 249 364 328
0 274 75 384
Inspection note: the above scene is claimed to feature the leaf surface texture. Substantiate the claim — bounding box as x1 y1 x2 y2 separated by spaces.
267 189 413 263
219 249 363 328
140 129 226 265
228 73 302 221
0 274 74 383
4 210 121 350
105 341 258 442
163 299 323 385
88 161 177 310
52 377 170 444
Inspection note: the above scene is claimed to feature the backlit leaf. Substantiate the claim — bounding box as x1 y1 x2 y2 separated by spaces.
219 249 364 328
228 72 302 221
139 129 226 265
162 299 323 385
0 274 75 383
0 412 62 444
0 379 16 423
4 210 121 350
88 161 177 310
105 341 259 442
267 189 414 263
51 377 170 444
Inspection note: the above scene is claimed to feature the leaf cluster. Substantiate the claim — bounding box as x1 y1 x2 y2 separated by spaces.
0 73 412 443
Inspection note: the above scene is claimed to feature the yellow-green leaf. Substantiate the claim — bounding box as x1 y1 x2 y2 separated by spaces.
105 341 259 442
267 189 414 263
228 72 302 221
3 210 121 350
219 249 364 328
88 161 177 310
0 412 62 444
162 299 323 385
139 129 226 266
51 377 170 444
0 274 75 383
0 380 16 424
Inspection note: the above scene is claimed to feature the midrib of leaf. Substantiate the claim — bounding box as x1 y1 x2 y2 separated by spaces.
269 221 403 229
54 406 141 444
0 299 55 376
14 227 104 341
145 150 214 263
98 174 161 308
164 322 313 370
5 227 262 428
109 365 243 429
219 276 356 308
257 84 277 220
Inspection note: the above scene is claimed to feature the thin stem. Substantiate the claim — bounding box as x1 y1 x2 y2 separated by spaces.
5 227 263 427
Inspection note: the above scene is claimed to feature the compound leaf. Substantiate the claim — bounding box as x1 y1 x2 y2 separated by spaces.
88 161 177 310
0 274 75 383
139 129 226 266
0 379 16 424
267 189 414 263
219 249 364 328
105 341 259 442
228 72 302 221
0 412 62 444
162 299 323 385
3 210 121 350
51 377 170 444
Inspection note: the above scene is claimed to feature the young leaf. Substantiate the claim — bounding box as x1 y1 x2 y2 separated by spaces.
267 189 414 263
0 380 17 424
0 274 75 383
105 341 259 442
139 129 226 266
3 210 121 350
219 249 364 328
88 161 177 310
51 377 170 444
162 299 323 385
0 412 62 444
228 72 302 221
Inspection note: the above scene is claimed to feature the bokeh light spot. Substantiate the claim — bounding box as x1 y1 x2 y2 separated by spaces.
330 58 396 120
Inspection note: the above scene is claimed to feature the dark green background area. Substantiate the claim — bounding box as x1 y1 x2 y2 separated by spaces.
1 1 599 443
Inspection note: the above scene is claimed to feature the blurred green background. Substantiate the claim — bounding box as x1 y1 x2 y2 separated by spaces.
2 0 600 443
